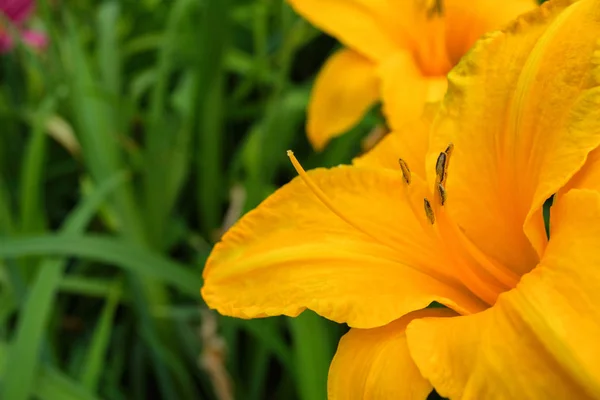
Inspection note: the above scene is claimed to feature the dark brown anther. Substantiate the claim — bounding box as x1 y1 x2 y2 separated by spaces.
398 158 411 185
427 0 444 17
437 183 447 206
424 198 435 224
435 152 447 184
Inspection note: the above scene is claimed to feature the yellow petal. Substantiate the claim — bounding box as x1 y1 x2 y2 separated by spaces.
428 0 600 277
329 308 455 400
202 165 484 329
378 52 431 132
308 49 379 151
406 189 600 399
353 103 439 180
444 0 538 65
286 0 404 62
560 146 600 194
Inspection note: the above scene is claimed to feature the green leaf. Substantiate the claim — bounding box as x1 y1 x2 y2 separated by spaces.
1 172 128 400
0 235 202 296
0 341 100 400
289 312 336 400
80 280 122 391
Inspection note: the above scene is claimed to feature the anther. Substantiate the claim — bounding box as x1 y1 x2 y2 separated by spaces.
437 183 447 206
435 152 447 185
445 143 454 159
424 198 435 224
398 158 411 185
427 0 444 17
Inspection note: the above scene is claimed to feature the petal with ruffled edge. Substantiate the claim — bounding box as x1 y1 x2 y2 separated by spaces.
427 0 600 277
202 165 485 329
560 146 600 195
307 49 379 151
444 0 538 65
406 189 600 399
329 308 456 400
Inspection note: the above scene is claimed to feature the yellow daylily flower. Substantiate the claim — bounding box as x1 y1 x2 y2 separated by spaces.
202 0 600 398
294 0 537 150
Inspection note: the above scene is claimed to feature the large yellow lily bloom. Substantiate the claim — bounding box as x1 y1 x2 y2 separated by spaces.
203 0 600 398
294 0 537 150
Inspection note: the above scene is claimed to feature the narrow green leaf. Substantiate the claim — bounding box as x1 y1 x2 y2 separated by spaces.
97 2 122 98
80 280 122 391
18 112 48 234
143 0 195 248
289 312 336 400
0 235 202 296
196 0 230 235
1 172 128 400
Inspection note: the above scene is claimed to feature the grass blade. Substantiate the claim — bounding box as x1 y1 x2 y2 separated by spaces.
79 279 122 391
289 312 336 400
195 0 230 236
1 172 128 400
0 235 202 296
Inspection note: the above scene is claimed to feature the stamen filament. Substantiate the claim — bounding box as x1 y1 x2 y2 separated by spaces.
438 208 520 289
287 150 379 242
433 220 501 306
428 142 518 304
397 159 436 231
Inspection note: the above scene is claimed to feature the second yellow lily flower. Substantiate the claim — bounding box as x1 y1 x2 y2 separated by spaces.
293 0 537 150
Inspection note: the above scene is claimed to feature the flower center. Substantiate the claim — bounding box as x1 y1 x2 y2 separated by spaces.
287 149 514 308
287 150 466 294
402 145 521 306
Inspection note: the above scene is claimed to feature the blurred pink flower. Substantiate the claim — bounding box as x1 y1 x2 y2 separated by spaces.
0 0 47 52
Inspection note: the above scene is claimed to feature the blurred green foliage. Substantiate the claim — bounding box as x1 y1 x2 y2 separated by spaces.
0 0 379 399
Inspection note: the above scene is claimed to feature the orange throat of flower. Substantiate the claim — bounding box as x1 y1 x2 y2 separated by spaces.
287 148 521 309
421 146 521 306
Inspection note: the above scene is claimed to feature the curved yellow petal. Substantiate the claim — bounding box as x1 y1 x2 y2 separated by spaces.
444 0 538 65
286 0 404 62
328 308 455 400
353 103 439 180
378 52 432 132
427 0 600 277
308 49 379 151
406 189 600 399
202 165 484 329
560 146 600 195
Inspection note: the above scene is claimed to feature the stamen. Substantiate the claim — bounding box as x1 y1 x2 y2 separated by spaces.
444 143 454 182
287 150 395 247
398 158 411 185
428 142 518 304
437 183 447 206
435 152 447 185
287 150 492 309
427 0 444 17
445 143 454 159
439 208 520 290
423 198 435 224
396 160 432 231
